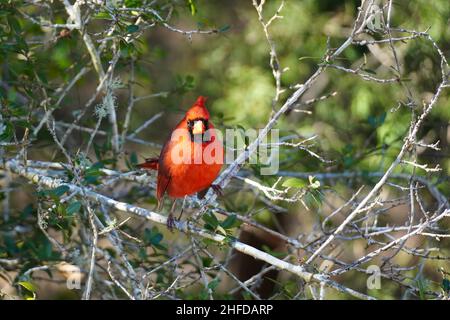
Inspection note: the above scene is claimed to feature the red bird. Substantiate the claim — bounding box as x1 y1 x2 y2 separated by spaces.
138 96 223 229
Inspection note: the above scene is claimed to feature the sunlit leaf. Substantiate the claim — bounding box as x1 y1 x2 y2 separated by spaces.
282 178 307 188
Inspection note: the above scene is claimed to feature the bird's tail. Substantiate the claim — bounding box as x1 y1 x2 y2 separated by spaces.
137 157 159 171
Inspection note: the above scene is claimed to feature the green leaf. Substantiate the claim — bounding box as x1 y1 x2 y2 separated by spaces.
125 0 143 7
18 281 37 300
416 278 428 300
50 185 70 198
126 24 139 34
187 0 197 16
344 157 353 168
368 115 376 127
305 189 325 208
57 203 66 216
282 178 307 188
66 201 82 215
202 238 217 247
94 12 111 20
36 237 54 260
84 162 104 184
130 152 138 166
202 257 213 267
18 281 37 293
199 289 209 300
368 112 387 128
208 279 220 291
378 112 387 125
151 233 163 245
20 204 34 219
220 214 237 229
223 235 237 246
0 122 14 141
362 68 377 75
218 25 231 33
442 278 450 293
261 245 287 258
7 15 22 34
202 212 219 230
144 227 165 250
342 144 354 154
90 161 105 170
15 120 31 129
175 74 196 93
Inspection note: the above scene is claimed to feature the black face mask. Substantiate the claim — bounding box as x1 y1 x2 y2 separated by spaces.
187 118 210 142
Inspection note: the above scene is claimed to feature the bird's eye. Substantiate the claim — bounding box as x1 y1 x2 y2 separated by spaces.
187 120 193 128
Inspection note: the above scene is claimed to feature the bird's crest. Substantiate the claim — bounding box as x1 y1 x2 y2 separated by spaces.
186 96 210 120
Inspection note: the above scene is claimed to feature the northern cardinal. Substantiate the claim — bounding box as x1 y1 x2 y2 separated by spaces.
138 96 223 229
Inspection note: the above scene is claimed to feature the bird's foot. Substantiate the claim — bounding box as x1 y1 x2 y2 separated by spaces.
211 184 223 196
167 213 176 232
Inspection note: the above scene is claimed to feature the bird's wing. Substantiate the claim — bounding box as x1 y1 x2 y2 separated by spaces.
156 139 174 200
156 171 171 200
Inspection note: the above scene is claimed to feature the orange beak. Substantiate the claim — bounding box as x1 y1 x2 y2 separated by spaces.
192 120 205 135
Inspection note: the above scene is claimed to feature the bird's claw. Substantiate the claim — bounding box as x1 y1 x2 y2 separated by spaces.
167 213 176 232
211 184 223 196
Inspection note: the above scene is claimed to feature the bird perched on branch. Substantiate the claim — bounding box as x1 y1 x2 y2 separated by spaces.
138 96 223 229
